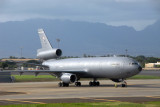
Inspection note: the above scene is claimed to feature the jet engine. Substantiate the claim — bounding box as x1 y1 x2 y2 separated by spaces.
60 73 77 84
37 49 62 60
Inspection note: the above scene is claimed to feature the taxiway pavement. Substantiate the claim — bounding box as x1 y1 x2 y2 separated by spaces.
0 80 160 105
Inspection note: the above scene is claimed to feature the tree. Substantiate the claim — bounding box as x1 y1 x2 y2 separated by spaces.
0 62 8 69
83 54 87 57
9 56 17 59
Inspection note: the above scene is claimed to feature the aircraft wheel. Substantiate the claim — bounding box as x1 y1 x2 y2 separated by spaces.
61 82 69 87
58 82 62 87
78 82 81 86
121 84 126 87
121 81 127 87
93 82 97 86
75 82 81 86
65 83 69 87
89 81 100 86
96 81 100 86
89 81 93 86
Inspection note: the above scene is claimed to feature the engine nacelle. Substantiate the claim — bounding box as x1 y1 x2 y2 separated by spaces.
60 73 77 84
37 49 62 60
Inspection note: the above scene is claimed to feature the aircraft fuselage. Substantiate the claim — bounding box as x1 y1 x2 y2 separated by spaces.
43 57 141 79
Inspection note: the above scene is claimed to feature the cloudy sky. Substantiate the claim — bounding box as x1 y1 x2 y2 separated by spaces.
0 0 160 31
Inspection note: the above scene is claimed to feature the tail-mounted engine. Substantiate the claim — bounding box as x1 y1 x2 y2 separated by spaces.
37 29 62 60
37 49 62 60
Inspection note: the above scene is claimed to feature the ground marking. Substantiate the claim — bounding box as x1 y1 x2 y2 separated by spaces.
146 96 160 98
5 99 46 104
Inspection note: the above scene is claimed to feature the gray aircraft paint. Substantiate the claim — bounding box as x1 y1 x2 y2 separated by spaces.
37 29 142 82
43 57 141 79
4 29 142 86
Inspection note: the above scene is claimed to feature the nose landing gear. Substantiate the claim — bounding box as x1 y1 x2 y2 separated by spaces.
121 80 127 87
114 79 127 88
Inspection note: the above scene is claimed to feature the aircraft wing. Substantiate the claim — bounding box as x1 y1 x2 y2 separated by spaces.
3 70 87 77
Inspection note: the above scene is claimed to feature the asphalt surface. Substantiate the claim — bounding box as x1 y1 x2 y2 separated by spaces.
0 80 160 105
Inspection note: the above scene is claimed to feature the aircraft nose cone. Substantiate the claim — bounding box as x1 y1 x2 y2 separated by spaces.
138 66 142 71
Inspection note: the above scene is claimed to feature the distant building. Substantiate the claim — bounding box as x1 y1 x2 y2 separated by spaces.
1 59 40 62
0 58 42 70
145 62 160 68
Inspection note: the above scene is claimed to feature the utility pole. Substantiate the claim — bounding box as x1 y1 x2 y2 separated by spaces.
125 49 128 57
56 39 60 48
20 47 23 58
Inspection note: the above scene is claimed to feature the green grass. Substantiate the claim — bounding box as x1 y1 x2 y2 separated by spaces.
129 75 160 79
12 75 58 82
0 101 160 107
147 101 160 105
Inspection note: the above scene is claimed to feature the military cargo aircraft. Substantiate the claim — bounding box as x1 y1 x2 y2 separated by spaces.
36 29 142 87
6 29 142 87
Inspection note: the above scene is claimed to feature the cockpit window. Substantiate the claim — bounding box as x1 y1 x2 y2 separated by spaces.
132 63 138 65
129 62 138 65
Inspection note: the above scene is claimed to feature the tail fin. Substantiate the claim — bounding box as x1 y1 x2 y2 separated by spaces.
38 29 52 50
37 29 62 60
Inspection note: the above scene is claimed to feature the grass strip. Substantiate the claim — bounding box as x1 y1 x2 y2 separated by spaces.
12 75 58 82
0 101 160 107
129 75 160 79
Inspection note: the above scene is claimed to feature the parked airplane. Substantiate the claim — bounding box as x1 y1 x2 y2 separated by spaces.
8 29 142 87
36 29 142 87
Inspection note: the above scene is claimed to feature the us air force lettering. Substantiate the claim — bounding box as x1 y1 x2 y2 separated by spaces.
36 29 142 87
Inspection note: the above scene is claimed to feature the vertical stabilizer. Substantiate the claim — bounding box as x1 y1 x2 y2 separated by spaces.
37 29 62 60
38 29 52 50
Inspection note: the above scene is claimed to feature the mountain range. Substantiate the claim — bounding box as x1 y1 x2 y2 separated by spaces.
0 19 160 58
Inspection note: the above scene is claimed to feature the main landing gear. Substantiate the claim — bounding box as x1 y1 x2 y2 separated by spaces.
58 82 69 87
89 78 100 86
75 82 81 86
75 78 81 86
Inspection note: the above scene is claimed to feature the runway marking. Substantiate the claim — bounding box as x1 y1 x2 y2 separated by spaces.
107 100 120 102
93 99 120 102
80 97 91 99
5 99 19 102
146 96 160 98
5 99 46 104
80 97 120 102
